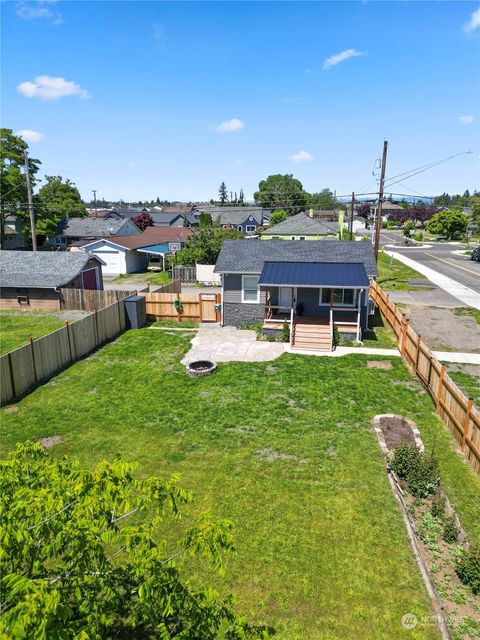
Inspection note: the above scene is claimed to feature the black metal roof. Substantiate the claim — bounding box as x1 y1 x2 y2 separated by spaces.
258 261 370 288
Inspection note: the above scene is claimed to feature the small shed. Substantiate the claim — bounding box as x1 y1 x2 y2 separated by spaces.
0 250 104 311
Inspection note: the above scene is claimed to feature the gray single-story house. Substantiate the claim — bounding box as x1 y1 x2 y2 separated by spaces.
262 212 339 239
0 250 104 311
50 216 140 250
214 240 378 350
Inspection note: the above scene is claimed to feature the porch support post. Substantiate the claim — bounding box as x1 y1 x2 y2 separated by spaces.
356 289 362 342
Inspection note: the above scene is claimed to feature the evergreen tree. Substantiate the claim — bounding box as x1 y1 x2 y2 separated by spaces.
218 182 228 204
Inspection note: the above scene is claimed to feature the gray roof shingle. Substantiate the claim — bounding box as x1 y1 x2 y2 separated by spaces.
214 240 378 277
0 250 103 289
264 213 339 235
57 217 137 238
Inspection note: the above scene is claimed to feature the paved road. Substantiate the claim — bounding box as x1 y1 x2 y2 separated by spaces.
376 230 480 294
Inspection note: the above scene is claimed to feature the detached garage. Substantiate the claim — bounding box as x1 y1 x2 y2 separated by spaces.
82 237 149 275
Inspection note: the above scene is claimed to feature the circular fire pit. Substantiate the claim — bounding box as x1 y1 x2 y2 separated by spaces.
186 360 217 378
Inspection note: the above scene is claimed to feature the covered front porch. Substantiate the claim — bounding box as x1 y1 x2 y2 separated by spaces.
259 261 370 350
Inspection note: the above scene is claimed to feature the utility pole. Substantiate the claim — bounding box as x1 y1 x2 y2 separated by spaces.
92 190 97 216
24 150 37 251
349 192 354 240
374 140 388 259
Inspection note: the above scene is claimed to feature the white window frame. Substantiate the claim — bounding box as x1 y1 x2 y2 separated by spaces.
319 288 357 307
237 225 243 231
241 275 260 304
245 225 256 233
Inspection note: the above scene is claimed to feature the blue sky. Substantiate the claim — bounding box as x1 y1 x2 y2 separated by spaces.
2 0 479 202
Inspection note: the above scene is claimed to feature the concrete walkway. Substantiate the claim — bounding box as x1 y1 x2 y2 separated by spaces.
179 326 480 365
385 251 480 310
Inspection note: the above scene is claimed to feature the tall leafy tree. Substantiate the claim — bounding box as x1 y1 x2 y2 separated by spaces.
254 174 307 215
199 211 213 227
0 442 272 639
37 176 86 238
131 212 154 231
308 188 337 210
0 128 41 248
356 203 371 222
239 188 245 204
408 203 437 225
174 226 243 265
426 209 468 240
218 182 228 204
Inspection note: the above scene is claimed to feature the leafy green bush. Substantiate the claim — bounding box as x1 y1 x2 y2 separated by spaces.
455 546 480 595
443 516 459 544
390 444 439 497
281 320 290 343
413 231 423 242
430 495 446 520
419 511 442 547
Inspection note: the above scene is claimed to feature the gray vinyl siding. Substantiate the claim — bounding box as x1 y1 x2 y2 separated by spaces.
223 273 265 304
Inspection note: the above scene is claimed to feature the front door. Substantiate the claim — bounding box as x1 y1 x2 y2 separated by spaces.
278 287 292 312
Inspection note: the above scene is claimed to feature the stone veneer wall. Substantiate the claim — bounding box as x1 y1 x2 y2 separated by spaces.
223 301 264 326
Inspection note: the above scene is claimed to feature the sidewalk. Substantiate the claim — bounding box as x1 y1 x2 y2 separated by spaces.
285 345 480 364
385 251 480 310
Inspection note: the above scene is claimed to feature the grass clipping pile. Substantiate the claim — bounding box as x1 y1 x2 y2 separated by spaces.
373 414 480 640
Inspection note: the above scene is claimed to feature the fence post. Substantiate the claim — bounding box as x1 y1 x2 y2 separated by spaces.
94 309 100 346
400 316 408 355
7 353 16 399
65 321 75 361
435 365 446 415
461 398 473 452
415 334 422 373
29 337 38 383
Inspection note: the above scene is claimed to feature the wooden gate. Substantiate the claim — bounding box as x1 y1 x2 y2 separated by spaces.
199 293 220 322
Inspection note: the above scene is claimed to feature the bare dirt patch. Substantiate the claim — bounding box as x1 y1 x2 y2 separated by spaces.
38 436 63 449
404 305 480 352
3 406 19 413
367 360 393 370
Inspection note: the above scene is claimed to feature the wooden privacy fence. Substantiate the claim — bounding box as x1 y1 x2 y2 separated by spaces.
149 279 181 294
0 300 126 406
60 288 135 312
370 280 480 474
171 266 196 284
141 291 221 323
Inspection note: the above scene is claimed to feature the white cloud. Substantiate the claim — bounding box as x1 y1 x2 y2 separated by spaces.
322 48 365 70
464 6 480 33
17 75 90 100
290 150 314 163
16 1 62 25
213 118 245 134
16 129 44 142
459 115 474 125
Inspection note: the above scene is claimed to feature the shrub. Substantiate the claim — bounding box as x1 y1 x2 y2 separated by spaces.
281 320 290 343
419 511 442 548
443 516 459 544
332 324 340 346
413 231 423 242
390 444 439 497
455 546 480 595
431 495 446 520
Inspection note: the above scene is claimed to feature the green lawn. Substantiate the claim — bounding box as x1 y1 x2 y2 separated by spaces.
151 320 199 328
377 252 430 291
112 271 172 286
445 367 480 405
3 331 480 639
0 312 64 355
340 309 398 349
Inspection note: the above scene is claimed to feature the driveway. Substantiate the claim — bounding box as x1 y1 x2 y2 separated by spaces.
181 326 285 363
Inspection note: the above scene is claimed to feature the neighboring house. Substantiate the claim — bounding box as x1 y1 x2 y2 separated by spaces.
0 250 104 311
148 212 199 227
199 206 265 234
82 227 192 275
50 216 141 250
214 240 378 350
1 216 26 250
262 213 339 239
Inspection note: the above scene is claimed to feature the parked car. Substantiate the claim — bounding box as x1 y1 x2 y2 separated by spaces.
471 247 480 262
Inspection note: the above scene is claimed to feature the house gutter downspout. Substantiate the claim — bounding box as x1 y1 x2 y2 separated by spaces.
220 273 224 326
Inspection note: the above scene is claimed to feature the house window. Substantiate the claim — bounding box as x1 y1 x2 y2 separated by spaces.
299 236 306 241
242 275 260 303
246 225 256 233
320 288 356 306
237 225 243 231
